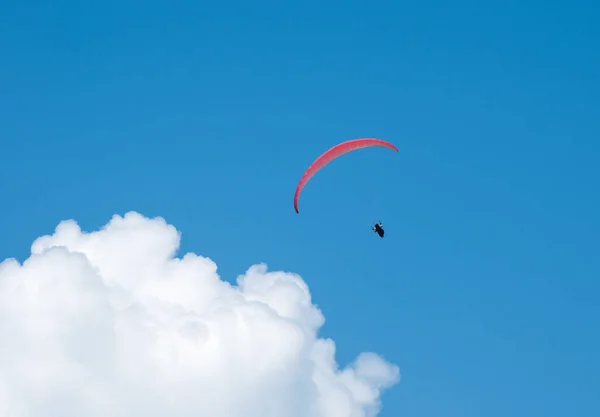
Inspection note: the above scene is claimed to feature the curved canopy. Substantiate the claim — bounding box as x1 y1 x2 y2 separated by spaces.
294 138 398 213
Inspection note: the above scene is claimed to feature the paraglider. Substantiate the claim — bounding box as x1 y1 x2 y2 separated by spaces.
372 222 385 238
293 137 397 237
293 137 398 214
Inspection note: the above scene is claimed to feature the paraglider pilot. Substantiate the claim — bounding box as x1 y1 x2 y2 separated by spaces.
372 222 384 238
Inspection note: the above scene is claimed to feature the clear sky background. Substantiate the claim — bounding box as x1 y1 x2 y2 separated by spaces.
1 0 599 416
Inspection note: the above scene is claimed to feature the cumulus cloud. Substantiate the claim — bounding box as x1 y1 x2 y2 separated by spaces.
0 212 399 417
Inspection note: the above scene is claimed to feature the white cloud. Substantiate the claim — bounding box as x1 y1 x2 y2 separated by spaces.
0 212 399 417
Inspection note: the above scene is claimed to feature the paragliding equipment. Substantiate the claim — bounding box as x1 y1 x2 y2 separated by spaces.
293 138 398 214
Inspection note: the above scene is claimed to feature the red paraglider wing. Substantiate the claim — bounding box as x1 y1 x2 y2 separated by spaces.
293 138 398 213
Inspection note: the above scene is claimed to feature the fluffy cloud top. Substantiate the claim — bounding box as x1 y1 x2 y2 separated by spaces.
0 212 399 417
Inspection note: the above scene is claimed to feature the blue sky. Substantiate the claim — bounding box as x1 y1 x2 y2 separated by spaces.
1 0 599 415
